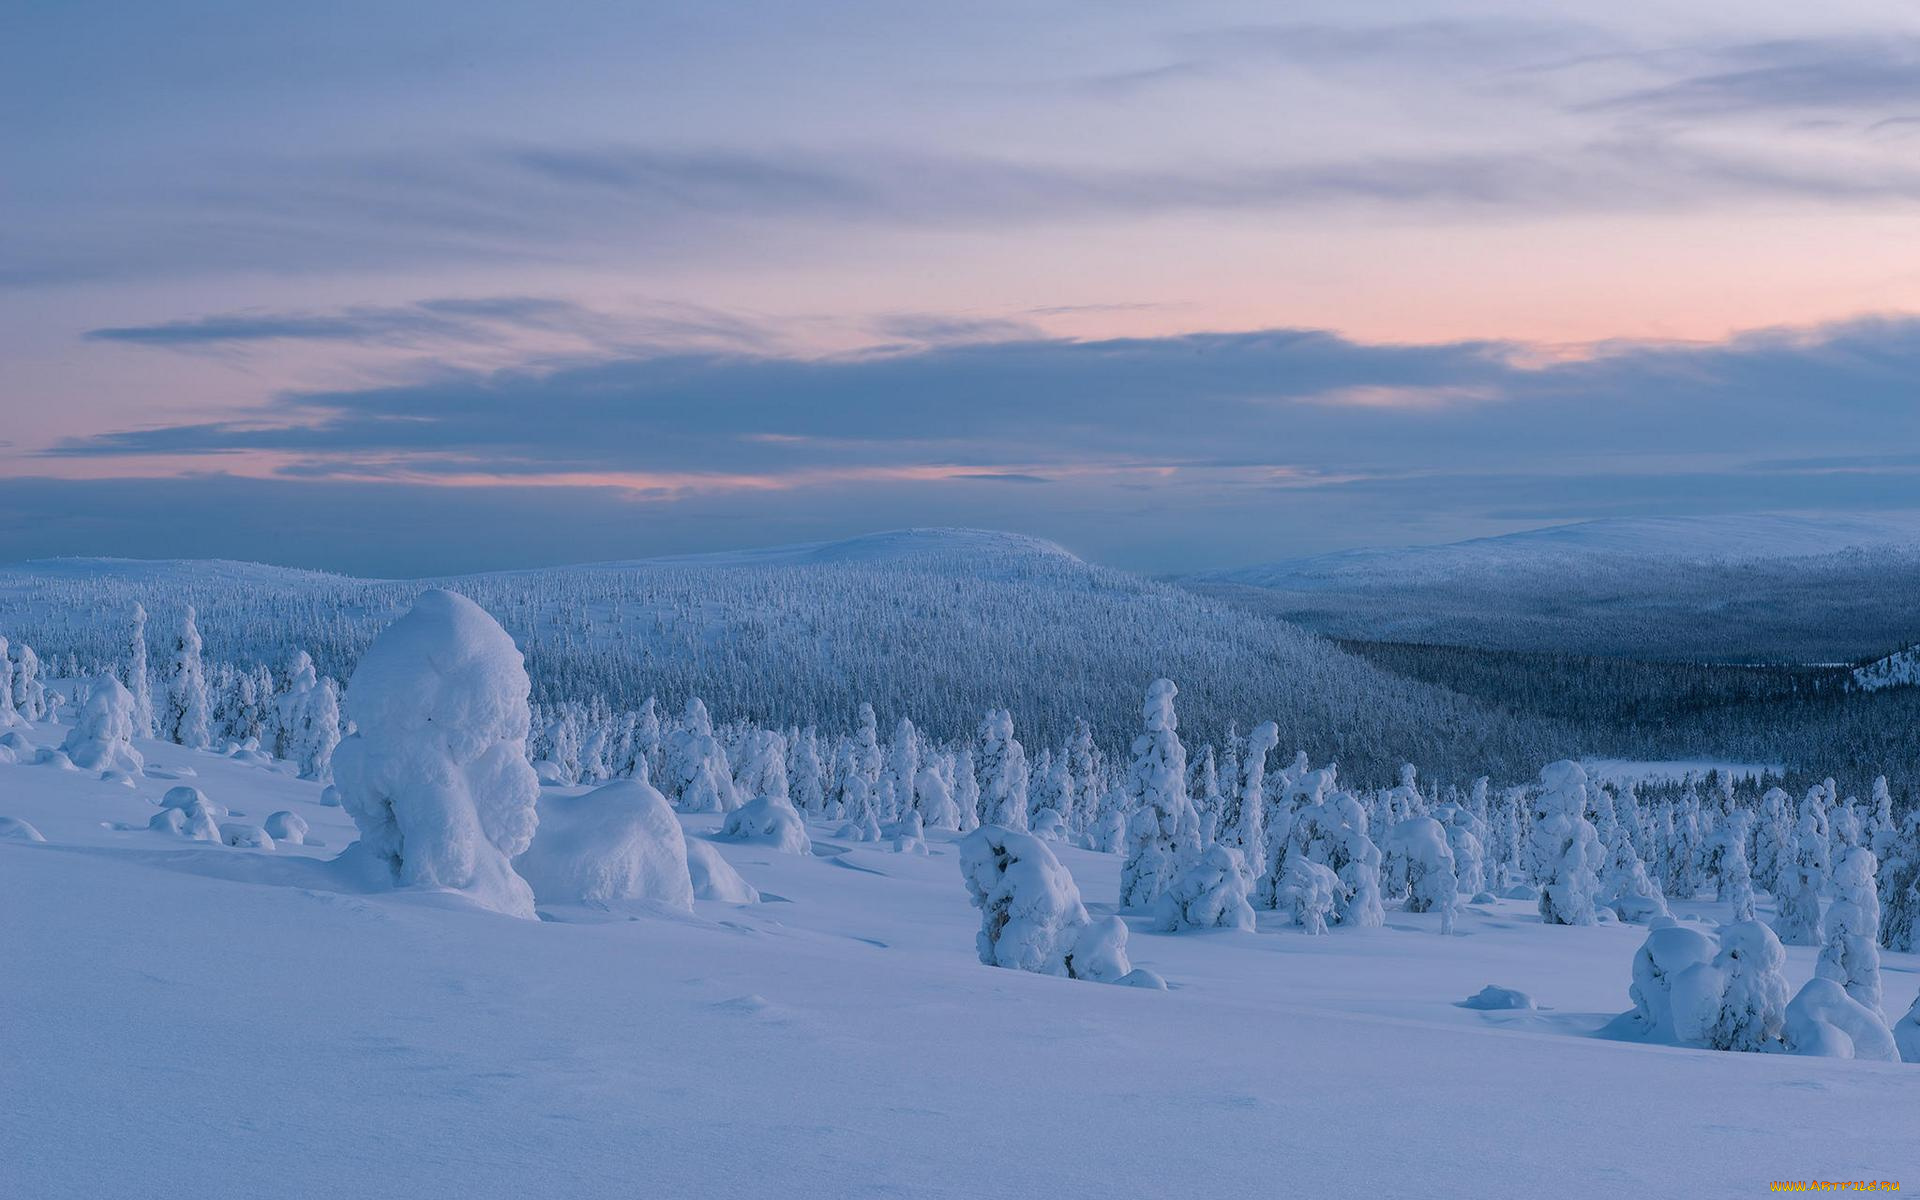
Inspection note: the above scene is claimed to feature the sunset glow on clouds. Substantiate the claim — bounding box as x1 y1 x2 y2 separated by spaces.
7 0 1920 572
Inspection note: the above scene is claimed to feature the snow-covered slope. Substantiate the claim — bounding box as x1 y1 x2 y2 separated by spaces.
2 715 1914 1199
0 530 1574 787
1853 645 1920 692
1187 513 1920 662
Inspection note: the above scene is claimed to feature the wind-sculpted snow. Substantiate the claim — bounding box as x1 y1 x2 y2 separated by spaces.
0 529 1578 787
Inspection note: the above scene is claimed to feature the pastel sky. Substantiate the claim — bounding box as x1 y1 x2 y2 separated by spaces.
7 0 1920 575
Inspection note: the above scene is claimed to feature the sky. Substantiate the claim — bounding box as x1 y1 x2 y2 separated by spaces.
6 0 1920 575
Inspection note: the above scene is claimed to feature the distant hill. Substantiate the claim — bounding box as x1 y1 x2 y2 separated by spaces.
1186 513 1920 663
0 529 1577 787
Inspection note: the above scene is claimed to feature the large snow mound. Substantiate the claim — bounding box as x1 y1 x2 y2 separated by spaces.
515 781 695 910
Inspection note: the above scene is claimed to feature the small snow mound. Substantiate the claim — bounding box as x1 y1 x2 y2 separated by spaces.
149 802 221 843
0 816 47 842
264 811 309 845
1461 985 1535 1011
221 823 276 851
1471 891 1497 905
33 748 77 771
318 785 342 808
1116 967 1168 990
161 786 227 817
1501 883 1540 901
515 780 695 910
686 838 759 903
1030 809 1069 841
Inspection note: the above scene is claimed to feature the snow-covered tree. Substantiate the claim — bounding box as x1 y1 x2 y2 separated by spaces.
1527 760 1603 926
1067 717 1100 834
1232 721 1278 861
952 744 981 832
9 641 45 721
1153 844 1256 932
1118 679 1198 912
62 673 144 775
883 717 920 823
1879 811 1920 953
1753 787 1794 896
1773 805 1829 947
959 824 1132 983
1387 816 1459 933
976 707 1030 831
127 603 154 738
1783 978 1898 1062
917 752 960 830
330 590 542 919
162 605 211 749
1815 846 1884 1017
665 697 735 813
1277 857 1339 934
1602 823 1670 924
1704 921 1791 1053
1716 811 1758 923
513 780 694 911
791 728 827 818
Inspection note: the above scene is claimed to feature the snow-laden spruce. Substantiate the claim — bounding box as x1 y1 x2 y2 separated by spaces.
1153 844 1257 933
1527 760 1602 926
1385 816 1459 933
62 674 144 776
1118 679 1199 913
331 590 543 919
514 779 695 911
975 707 1030 831
1276 858 1339 934
1815 846 1883 1017
959 824 1134 984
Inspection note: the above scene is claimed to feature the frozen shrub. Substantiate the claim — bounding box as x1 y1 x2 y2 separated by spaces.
330 590 542 919
62 674 144 775
513 779 694 910
1153 844 1256 933
1782 977 1898 1062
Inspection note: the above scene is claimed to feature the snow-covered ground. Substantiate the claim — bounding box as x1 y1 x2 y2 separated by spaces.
4 715 1915 1199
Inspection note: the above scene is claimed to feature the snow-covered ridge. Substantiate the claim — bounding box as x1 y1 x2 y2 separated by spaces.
1852 645 1920 693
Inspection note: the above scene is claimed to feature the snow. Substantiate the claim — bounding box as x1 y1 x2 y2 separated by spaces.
514 780 695 911
2 720 1918 1199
